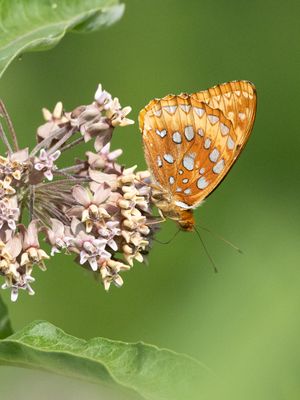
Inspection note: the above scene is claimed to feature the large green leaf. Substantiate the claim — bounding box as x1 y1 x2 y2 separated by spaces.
0 296 12 339
0 320 210 399
0 0 125 79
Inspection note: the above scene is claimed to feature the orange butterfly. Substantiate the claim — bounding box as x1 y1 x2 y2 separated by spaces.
139 80 257 231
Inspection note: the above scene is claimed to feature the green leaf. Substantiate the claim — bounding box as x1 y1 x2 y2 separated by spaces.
0 0 125 79
0 296 13 339
0 320 210 399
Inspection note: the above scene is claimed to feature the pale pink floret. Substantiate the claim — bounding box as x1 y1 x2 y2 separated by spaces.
34 148 61 181
46 219 73 255
80 238 111 271
70 219 111 271
19 221 50 270
86 141 122 170
94 84 113 110
0 196 20 231
0 234 34 301
0 83 159 301
70 184 112 231
98 220 121 251
9 148 29 163
2 274 35 302
2 234 23 259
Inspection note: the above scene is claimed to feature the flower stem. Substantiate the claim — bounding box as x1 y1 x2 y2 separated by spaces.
29 185 35 221
30 126 68 156
60 136 84 153
0 100 19 151
57 163 86 173
0 122 13 154
49 129 75 154
36 177 90 189
54 170 77 180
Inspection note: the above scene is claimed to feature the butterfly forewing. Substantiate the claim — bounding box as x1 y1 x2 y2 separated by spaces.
139 80 256 211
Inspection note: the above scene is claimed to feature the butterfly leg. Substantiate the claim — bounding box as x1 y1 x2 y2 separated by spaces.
146 208 166 225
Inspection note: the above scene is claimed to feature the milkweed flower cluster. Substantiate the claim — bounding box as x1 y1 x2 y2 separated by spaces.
0 85 160 301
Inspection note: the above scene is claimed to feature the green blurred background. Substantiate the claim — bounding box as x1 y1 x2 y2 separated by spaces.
0 0 300 399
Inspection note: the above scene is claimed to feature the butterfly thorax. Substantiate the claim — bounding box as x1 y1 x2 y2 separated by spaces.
151 186 195 231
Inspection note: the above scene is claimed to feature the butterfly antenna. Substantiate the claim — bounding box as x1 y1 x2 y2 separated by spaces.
197 224 243 254
154 228 181 245
194 226 218 273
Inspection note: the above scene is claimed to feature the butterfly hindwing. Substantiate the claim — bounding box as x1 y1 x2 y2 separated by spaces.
192 80 256 151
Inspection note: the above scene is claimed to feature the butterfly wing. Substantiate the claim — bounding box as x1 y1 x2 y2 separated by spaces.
192 80 256 152
139 80 257 209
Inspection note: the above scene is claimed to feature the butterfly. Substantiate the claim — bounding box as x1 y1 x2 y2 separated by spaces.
139 80 257 231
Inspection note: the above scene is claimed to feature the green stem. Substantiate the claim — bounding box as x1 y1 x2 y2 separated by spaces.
0 122 12 154
60 136 84 152
29 185 35 222
0 100 19 152
30 126 68 157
